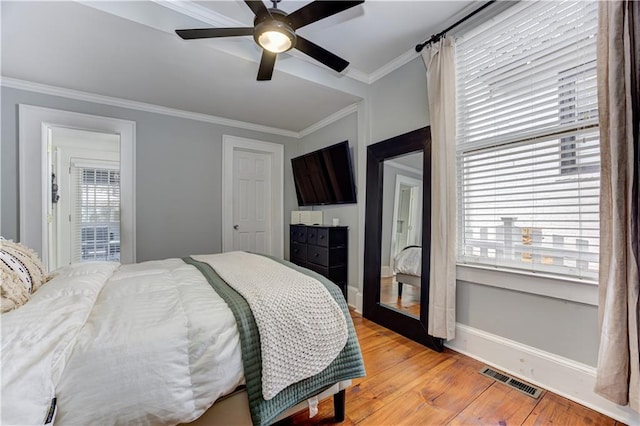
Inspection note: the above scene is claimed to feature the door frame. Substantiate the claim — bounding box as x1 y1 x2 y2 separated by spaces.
389 173 423 272
18 105 136 270
222 135 283 257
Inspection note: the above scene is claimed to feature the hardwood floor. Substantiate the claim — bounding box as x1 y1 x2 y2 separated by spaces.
284 312 622 426
379 276 420 318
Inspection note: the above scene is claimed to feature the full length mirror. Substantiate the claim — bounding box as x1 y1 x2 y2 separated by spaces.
379 152 423 318
363 126 442 351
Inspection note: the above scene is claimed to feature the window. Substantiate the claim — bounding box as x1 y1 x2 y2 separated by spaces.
72 165 121 262
456 0 599 280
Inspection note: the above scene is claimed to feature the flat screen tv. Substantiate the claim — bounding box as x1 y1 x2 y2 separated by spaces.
291 141 357 206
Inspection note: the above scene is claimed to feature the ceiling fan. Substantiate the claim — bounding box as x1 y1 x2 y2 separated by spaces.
175 0 364 81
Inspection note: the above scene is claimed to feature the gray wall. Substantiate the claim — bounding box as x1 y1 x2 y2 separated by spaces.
1 86 298 261
293 113 359 288
369 58 430 143
365 57 600 366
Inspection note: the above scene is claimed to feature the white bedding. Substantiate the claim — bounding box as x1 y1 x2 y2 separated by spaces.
1 259 244 425
393 246 422 277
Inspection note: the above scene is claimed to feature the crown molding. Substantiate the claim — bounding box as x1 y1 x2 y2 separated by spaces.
151 0 245 28
298 103 358 138
1 77 299 138
2 77 366 140
368 49 420 84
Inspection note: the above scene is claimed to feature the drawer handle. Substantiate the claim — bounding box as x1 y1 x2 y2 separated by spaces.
310 234 315 238
314 253 319 257
319 235 325 239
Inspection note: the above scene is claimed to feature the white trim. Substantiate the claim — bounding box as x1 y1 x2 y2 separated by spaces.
456 263 599 306
2 77 365 141
381 266 393 278
222 135 284 258
368 49 419 84
356 99 369 314
18 105 136 270
2 77 298 138
389 174 423 270
298 104 358 137
385 160 422 176
151 0 244 28
446 323 639 425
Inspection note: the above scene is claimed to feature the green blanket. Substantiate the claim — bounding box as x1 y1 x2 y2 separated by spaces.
183 255 365 426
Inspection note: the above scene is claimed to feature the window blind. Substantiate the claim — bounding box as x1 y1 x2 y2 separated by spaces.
71 163 121 263
455 0 599 280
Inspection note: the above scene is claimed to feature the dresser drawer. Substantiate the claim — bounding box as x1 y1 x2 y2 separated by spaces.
290 225 307 243
290 242 307 262
307 245 328 266
316 228 329 247
307 228 319 245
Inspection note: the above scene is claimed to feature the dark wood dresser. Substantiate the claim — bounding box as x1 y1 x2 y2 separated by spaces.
289 224 348 299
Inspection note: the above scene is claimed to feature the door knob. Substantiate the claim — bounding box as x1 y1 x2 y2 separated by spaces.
233 224 239 230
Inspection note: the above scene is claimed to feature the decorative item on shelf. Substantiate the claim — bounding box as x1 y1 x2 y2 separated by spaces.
332 218 340 226
291 210 323 225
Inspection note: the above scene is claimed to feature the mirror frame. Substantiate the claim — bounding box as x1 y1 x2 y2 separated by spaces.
363 126 443 352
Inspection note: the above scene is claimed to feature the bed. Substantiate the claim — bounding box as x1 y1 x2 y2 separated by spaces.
1 247 365 426
393 245 422 297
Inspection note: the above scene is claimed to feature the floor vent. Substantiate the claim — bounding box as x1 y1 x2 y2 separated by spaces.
479 367 543 399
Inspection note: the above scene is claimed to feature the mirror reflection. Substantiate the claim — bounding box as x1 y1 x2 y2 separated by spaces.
379 151 423 318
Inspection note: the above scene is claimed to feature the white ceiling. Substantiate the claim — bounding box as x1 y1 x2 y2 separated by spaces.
1 1 477 133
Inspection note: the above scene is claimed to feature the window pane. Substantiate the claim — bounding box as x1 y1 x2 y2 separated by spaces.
456 0 599 280
73 167 121 262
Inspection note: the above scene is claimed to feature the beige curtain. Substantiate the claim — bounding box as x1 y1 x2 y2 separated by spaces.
595 0 640 412
421 36 457 340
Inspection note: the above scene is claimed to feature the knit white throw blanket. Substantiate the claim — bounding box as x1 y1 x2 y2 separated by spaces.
194 252 348 400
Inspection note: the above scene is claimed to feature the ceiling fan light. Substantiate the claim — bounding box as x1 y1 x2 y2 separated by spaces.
258 30 292 53
254 19 296 53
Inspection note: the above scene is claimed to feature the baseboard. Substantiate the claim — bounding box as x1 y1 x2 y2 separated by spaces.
445 323 639 425
347 286 363 313
381 266 392 278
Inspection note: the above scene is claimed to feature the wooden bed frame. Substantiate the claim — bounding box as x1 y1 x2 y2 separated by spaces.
185 380 351 425
396 272 421 298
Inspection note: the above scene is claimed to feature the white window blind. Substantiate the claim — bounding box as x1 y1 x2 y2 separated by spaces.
455 0 599 280
71 162 121 263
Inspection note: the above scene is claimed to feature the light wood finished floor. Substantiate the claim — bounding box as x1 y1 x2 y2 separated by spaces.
284 312 622 426
379 277 420 318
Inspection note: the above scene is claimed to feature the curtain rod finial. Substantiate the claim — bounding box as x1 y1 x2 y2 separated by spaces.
415 43 424 53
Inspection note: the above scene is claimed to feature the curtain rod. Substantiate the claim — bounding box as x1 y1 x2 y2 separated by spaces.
414 0 497 52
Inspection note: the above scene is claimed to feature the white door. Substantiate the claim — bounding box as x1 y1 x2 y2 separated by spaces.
222 135 284 257
232 150 272 254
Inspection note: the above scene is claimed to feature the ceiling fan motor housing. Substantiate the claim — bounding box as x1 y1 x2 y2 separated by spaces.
253 8 296 52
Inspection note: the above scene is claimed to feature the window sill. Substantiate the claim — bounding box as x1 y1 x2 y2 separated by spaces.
455 264 598 306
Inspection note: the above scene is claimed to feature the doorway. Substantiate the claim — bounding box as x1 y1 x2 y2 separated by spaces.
18 105 135 271
222 135 284 257
47 127 121 270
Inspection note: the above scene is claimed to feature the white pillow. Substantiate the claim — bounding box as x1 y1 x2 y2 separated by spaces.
0 238 47 313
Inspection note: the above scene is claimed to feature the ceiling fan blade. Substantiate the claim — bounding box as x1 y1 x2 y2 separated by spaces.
245 0 270 17
289 1 364 30
295 36 349 73
176 28 254 39
257 50 277 81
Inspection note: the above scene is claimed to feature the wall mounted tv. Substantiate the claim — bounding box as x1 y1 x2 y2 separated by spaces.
291 141 357 206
